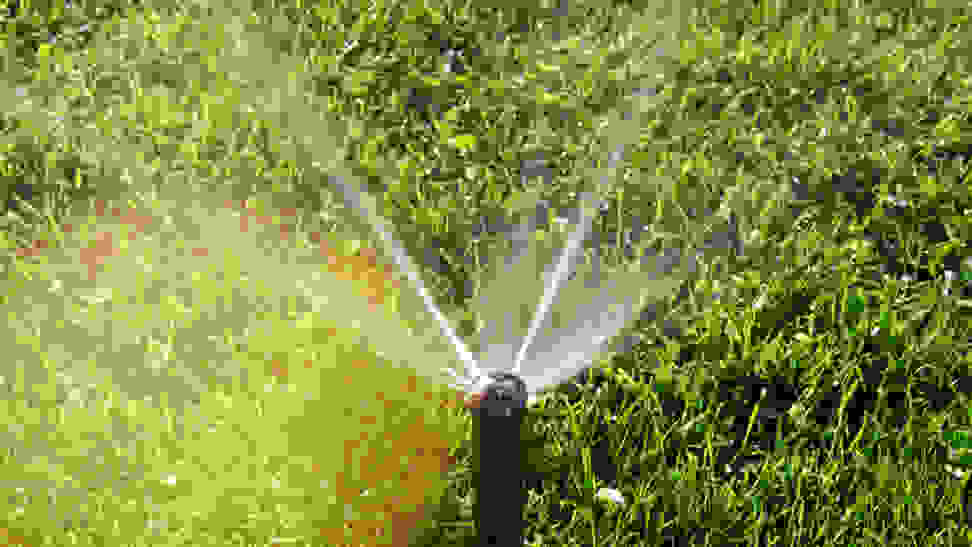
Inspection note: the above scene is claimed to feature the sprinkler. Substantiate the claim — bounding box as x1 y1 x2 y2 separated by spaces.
330 136 739 545
469 372 528 546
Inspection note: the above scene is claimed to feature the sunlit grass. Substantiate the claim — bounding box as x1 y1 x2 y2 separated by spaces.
1 0 971 545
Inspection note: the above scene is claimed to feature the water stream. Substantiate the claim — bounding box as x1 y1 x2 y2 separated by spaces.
328 172 484 392
329 143 701 400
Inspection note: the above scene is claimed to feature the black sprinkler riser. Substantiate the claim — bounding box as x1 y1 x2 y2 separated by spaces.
472 372 528 547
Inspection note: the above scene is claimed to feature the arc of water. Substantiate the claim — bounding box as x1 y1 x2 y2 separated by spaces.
511 188 601 374
327 170 482 391
510 144 627 376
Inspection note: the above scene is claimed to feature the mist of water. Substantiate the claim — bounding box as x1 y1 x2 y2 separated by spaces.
329 173 483 392
512 188 601 376
330 143 699 399
505 145 661 394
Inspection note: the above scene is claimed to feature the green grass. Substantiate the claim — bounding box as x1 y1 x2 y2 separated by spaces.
2 0 972 545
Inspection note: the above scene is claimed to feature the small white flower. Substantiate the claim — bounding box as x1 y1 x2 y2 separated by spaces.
946 463 966 480
595 487 626 507
163 474 177 486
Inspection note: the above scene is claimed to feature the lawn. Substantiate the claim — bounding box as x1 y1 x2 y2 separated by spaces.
1 0 972 545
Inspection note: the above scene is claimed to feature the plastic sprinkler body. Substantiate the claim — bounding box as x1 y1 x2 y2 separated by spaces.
469 372 528 546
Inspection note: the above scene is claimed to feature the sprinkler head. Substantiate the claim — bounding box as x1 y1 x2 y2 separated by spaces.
471 372 528 546
476 372 527 416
